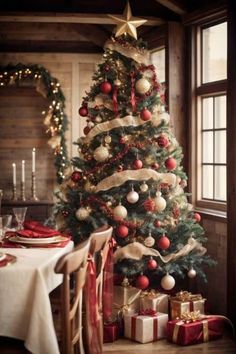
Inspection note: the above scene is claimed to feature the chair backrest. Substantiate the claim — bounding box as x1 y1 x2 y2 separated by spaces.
90 224 113 274
54 238 91 354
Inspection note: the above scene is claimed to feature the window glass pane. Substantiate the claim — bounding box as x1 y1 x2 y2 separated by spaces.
203 131 213 163
151 48 165 83
215 166 226 201
215 95 226 128
202 97 213 129
214 130 226 163
202 165 213 199
202 22 227 83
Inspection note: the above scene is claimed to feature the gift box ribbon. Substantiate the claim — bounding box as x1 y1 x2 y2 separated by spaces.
114 290 141 318
172 290 203 302
131 314 158 341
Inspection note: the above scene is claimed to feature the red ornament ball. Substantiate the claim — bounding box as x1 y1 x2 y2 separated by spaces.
147 258 158 270
157 235 170 250
165 157 177 170
78 106 88 117
135 275 149 290
133 159 143 169
71 171 82 182
154 220 162 228
100 81 112 94
143 198 155 212
116 225 129 238
83 126 91 135
157 135 169 148
152 162 159 170
194 212 201 222
140 107 152 121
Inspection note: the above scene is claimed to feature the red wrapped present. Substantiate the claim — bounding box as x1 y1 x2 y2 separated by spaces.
170 291 206 320
103 322 119 343
124 310 168 343
167 312 224 345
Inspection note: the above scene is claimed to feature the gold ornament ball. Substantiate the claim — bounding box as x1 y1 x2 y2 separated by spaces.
144 235 155 247
104 135 112 144
75 207 90 220
154 191 167 212
95 116 102 123
140 182 148 192
161 273 175 290
114 79 122 87
93 145 109 162
135 78 151 95
113 204 128 219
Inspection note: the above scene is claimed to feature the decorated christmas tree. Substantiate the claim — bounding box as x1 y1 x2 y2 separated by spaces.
54 2 215 291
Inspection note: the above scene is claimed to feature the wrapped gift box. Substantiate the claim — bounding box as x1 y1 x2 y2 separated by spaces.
170 291 206 320
103 322 119 343
167 315 224 345
113 285 141 318
124 311 168 343
140 290 169 314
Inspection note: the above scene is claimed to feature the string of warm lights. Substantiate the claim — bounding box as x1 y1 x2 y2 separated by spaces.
0 63 69 184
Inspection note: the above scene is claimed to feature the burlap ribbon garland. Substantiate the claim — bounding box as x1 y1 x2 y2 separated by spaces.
83 112 170 143
113 237 206 263
89 168 177 193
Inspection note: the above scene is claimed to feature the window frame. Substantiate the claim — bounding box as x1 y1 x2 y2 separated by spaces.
189 18 227 214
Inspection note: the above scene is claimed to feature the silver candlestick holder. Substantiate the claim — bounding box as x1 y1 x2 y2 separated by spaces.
12 184 17 201
31 172 38 201
21 181 26 201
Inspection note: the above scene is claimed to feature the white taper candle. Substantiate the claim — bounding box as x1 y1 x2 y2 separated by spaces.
22 160 25 183
32 148 36 173
12 163 16 185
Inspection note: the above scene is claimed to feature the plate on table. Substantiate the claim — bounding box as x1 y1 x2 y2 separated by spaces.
0 252 6 262
16 235 61 243
8 235 68 245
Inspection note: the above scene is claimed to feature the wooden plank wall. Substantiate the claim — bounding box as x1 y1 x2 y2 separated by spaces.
0 52 100 201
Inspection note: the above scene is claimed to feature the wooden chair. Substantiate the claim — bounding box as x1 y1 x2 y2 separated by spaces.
54 238 91 354
83 225 113 354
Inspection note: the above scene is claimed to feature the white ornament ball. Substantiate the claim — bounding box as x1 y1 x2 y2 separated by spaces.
161 273 175 290
113 204 128 219
135 78 151 95
88 121 94 128
75 207 90 220
154 191 166 212
144 235 155 247
140 182 148 192
94 145 109 162
188 268 197 278
126 190 139 204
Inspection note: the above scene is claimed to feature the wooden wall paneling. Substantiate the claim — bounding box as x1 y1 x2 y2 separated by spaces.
227 0 236 326
166 22 186 156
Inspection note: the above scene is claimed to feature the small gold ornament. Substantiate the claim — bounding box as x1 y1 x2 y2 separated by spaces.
104 134 112 144
93 144 110 162
114 79 122 87
140 181 148 192
135 77 151 95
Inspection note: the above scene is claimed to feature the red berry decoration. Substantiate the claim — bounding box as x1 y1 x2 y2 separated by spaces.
135 275 149 290
157 135 169 148
78 106 88 117
140 107 151 121
143 198 155 212
194 212 201 222
83 126 90 135
152 162 159 170
71 171 82 182
61 210 69 217
100 81 112 94
165 157 177 171
104 64 110 72
116 225 129 238
133 159 143 169
147 258 158 270
157 235 170 250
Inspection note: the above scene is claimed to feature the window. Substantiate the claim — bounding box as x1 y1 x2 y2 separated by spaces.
193 21 227 210
150 47 165 83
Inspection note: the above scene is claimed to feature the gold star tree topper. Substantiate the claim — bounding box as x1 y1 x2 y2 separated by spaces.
109 1 147 40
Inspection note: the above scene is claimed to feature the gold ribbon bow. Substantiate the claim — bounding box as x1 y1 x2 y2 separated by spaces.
180 310 202 323
173 290 203 302
140 289 159 298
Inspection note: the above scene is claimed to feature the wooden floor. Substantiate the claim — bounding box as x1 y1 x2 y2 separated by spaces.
1 336 236 354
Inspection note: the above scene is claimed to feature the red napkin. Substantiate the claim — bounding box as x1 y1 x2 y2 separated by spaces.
18 221 60 238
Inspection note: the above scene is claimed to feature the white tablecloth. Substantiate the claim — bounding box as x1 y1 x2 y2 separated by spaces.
0 241 74 354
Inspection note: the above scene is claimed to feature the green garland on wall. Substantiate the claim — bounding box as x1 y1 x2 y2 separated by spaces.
0 63 69 184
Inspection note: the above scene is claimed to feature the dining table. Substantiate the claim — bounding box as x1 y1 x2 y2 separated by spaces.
0 240 74 354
